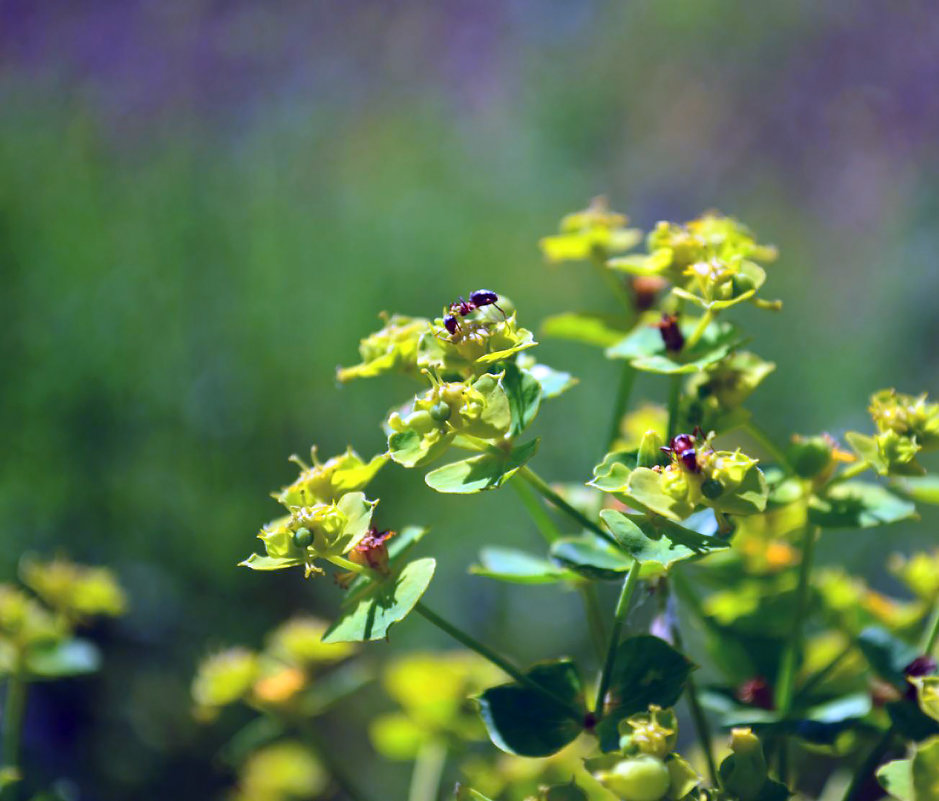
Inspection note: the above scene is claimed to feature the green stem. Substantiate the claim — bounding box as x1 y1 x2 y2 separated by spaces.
592 256 634 316
683 308 714 351
828 460 871 486
299 721 372 801
325 556 580 718
594 559 642 716
510 478 607 660
408 739 448 801
743 421 792 472
517 466 618 548
414 603 582 720
606 364 637 453
580 586 608 663
510 478 562 543
666 374 682 441
794 643 853 703
841 727 896 801
775 525 818 712
668 601 718 786
775 524 818 782
2 668 26 780
920 596 939 654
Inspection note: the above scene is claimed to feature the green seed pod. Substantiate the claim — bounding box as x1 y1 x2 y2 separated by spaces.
701 478 724 499
787 435 832 478
429 401 452 423
292 527 313 549
601 755 671 801
732 273 756 296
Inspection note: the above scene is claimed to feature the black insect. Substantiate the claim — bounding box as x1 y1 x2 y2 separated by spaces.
447 289 506 320
661 429 705 473
443 313 461 335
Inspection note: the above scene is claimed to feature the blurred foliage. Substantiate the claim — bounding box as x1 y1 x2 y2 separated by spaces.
1 1 939 799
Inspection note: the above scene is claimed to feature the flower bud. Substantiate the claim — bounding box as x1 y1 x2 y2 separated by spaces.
637 430 666 469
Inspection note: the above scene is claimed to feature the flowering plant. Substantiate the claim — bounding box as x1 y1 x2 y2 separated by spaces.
230 199 939 801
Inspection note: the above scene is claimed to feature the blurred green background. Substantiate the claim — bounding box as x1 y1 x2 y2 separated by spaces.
2 1 939 798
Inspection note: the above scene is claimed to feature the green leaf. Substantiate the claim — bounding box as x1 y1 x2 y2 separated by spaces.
893 475 939 505
543 780 589 801
425 439 539 494
589 450 640 492
596 635 695 750
322 558 435 643
857 626 919 687
454 785 496 801
502 363 543 436
808 481 917 529
913 737 939 799
550 536 634 581
26 638 101 679
540 312 631 348
878 759 914 801
620 467 695 521
599 509 728 570
239 554 306 571
526 363 578 399
476 659 585 757
606 319 744 374
471 547 578 585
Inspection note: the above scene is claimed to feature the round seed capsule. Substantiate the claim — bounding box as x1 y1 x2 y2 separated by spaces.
604 755 671 801
701 478 724 499
429 401 452 423
293 527 313 548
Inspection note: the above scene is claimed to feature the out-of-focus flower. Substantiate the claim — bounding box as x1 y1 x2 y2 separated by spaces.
230 740 327 801
20 556 126 621
539 196 641 263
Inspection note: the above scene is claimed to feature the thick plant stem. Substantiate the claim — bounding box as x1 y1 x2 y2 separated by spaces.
593 559 641 716
774 524 818 783
414 603 581 720
606 364 636 453
300 721 372 801
666 374 682 441
408 739 447 801
2 668 26 784
669 608 718 786
921 597 939 654
841 727 895 801
517 466 618 548
510 478 606 660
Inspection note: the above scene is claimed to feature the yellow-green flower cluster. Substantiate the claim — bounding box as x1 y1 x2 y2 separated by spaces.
20 556 126 622
539 196 642 263
0 557 126 678
192 616 356 719
229 740 327 801
585 707 699 801
847 389 939 476
418 311 536 381
337 314 430 382
608 212 778 312
387 373 512 468
242 441 387 576
369 651 504 760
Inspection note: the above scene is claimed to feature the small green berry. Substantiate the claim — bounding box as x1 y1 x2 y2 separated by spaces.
292 527 313 548
603 755 671 801
429 401 452 423
732 273 755 296
701 478 724 499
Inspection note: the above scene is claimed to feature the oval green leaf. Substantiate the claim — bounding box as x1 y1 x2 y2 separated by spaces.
425 439 539 494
